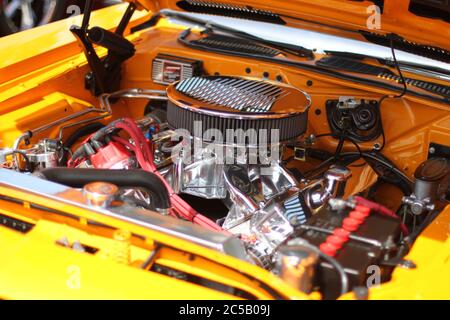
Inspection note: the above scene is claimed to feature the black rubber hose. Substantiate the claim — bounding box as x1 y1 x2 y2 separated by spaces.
60 122 106 165
40 168 170 210
63 122 106 150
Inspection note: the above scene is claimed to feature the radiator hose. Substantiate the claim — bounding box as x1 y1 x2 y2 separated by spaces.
40 168 171 210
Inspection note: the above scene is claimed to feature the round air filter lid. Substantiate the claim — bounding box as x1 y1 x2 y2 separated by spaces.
167 76 310 119
166 76 310 143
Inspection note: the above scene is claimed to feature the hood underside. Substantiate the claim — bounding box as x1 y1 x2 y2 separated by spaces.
126 0 450 53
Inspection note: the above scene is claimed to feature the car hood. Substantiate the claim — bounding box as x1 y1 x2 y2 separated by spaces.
127 0 450 52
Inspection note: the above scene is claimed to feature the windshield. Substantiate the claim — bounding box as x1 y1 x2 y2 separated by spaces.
168 12 450 74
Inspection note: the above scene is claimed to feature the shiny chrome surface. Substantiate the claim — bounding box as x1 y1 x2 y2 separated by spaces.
12 89 167 168
222 162 296 229
83 181 118 208
323 166 352 198
175 76 288 113
160 120 340 269
250 202 294 251
0 168 248 260
302 166 352 213
24 139 60 169
167 76 310 120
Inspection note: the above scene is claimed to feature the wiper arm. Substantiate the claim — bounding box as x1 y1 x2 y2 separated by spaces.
159 9 314 59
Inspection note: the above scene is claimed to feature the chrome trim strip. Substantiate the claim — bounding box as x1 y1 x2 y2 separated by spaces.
0 169 248 260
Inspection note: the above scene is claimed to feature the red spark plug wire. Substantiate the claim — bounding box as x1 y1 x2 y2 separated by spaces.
112 118 225 232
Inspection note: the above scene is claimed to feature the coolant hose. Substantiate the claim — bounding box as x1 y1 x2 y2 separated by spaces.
40 168 171 210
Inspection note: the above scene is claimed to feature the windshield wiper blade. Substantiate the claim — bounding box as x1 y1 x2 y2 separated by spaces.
382 60 450 82
360 31 450 64
326 50 450 81
159 9 314 59
317 55 450 99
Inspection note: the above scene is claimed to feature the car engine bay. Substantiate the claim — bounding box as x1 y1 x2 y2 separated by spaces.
0 1 449 300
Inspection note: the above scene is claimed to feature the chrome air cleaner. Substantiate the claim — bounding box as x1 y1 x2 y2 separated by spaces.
166 76 310 143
